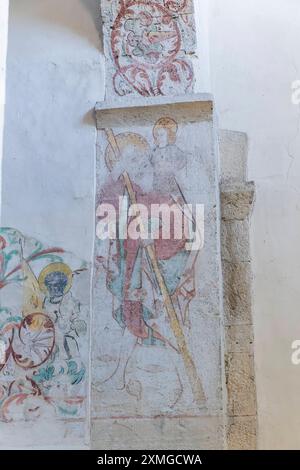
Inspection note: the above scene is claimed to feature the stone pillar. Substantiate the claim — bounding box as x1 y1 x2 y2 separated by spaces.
219 130 257 449
0 0 9 218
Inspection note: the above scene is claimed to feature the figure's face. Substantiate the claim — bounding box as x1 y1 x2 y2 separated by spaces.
44 271 68 303
155 128 169 148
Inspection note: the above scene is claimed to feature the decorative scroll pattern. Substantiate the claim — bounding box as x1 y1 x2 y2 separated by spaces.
102 0 197 98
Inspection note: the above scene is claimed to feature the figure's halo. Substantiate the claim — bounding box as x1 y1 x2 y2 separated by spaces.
105 132 150 172
38 262 73 295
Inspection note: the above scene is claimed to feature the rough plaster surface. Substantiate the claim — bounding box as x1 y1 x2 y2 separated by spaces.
221 219 251 263
92 416 224 450
225 324 254 355
223 261 253 326
221 183 255 222
226 416 256 451
226 352 256 417
92 97 225 448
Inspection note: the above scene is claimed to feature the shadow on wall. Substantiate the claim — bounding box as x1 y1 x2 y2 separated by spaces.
79 0 104 48
9 0 103 50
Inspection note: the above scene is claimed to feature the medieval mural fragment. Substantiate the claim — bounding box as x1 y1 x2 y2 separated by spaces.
0 228 89 423
102 0 197 98
92 100 223 420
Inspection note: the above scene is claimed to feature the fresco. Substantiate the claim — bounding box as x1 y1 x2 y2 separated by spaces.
93 101 223 419
0 228 89 423
102 0 196 98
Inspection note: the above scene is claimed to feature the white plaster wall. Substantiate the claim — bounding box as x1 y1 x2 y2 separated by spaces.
1 0 104 449
0 0 9 212
194 0 211 94
1 0 104 261
209 0 300 449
